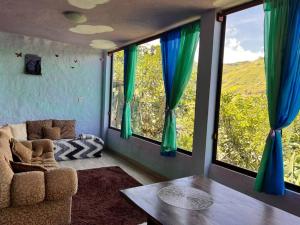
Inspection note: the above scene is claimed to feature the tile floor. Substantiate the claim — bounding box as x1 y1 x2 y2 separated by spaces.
58 150 165 185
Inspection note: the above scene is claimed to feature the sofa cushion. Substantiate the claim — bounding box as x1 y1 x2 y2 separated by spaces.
43 127 61 140
29 139 57 169
0 125 13 140
31 139 54 156
10 161 47 173
52 120 76 139
31 158 58 170
11 139 32 163
11 171 45 206
45 168 78 201
19 140 33 150
9 123 27 141
26 120 53 140
0 153 14 209
0 131 13 161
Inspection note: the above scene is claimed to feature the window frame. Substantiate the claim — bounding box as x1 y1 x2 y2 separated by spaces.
212 0 300 193
108 31 200 156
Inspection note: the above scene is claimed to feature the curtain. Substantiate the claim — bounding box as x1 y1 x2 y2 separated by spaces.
121 45 137 139
160 22 200 156
255 0 300 195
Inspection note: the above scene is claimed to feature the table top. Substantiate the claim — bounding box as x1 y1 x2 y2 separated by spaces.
121 176 300 225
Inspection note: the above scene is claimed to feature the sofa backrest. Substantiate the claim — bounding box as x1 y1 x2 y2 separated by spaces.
0 151 14 209
0 131 13 161
26 119 76 140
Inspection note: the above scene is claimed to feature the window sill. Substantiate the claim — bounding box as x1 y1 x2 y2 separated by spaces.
209 163 300 217
212 160 300 193
108 127 192 157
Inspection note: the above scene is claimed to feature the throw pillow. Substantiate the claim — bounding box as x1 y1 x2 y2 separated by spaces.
26 120 53 140
10 161 47 173
9 123 27 141
43 127 61 140
11 139 32 163
52 120 76 139
0 125 13 140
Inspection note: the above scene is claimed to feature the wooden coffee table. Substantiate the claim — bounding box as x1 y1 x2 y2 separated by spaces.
121 176 300 225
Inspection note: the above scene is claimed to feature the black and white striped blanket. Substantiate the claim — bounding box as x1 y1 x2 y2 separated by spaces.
53 135 104 161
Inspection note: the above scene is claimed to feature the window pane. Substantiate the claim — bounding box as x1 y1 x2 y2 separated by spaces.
283 114 300 186
110 37 199 153
110 51 124 129
132 40 165 142
216 5 300 187
132 39 198 152
216 5 268 172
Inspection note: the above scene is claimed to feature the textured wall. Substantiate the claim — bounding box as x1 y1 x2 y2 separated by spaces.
0 31 103 136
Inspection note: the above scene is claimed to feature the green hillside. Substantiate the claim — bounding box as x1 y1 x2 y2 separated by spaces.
222 58 265 95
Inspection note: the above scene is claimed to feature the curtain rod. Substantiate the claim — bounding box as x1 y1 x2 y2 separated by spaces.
218 0 263 16
107 17 201 55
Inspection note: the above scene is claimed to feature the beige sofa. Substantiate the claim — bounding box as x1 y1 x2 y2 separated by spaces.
0 131 78 225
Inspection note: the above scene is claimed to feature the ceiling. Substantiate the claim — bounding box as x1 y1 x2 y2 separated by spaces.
0 0 252 50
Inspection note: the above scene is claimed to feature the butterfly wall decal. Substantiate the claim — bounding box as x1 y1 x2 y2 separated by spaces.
15 52 22 57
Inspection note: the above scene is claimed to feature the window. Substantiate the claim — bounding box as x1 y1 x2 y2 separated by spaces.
110 34 199 153
131 40 165 142
214 4 300 189
110 50 124 130
283 114 300 186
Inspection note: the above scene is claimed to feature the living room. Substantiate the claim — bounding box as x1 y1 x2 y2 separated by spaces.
0 0 300 225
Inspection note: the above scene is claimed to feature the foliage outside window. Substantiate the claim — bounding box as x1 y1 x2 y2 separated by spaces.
110 50 124 130
216 5 300 186
110 39 199 152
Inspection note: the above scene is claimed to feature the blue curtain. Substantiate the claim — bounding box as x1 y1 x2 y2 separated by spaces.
161 29 181 104
160 29 181 156
160 23 200 156
255 0 300 195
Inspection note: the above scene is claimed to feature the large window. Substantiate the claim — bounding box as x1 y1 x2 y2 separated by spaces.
214 4 300 188
110 36 199 153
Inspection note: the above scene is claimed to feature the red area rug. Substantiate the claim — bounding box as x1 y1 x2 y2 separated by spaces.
72 166 147 225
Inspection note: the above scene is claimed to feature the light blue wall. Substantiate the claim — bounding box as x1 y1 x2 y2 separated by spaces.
0 32 103 136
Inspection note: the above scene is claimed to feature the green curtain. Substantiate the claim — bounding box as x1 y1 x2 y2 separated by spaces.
254 0 300 195
161 23 200 155
121 45 137 139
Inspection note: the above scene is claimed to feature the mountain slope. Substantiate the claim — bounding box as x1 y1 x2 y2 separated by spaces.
222 58 265 95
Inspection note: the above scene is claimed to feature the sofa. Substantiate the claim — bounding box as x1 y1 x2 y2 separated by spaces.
0 131 78 225
0 119 104 161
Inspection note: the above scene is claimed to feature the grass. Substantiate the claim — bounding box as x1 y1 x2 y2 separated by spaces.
222 58 265 95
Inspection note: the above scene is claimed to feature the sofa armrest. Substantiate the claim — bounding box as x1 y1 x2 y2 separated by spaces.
45 168 78 201
11 171 45 207
31 139 54 158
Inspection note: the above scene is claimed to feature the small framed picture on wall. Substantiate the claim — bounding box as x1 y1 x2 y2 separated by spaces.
24 54 42 75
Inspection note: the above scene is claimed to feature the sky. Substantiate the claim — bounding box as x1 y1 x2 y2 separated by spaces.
142 5 264 64
224 5 264 64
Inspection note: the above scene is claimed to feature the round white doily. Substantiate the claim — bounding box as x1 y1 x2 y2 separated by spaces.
157 185 213 210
